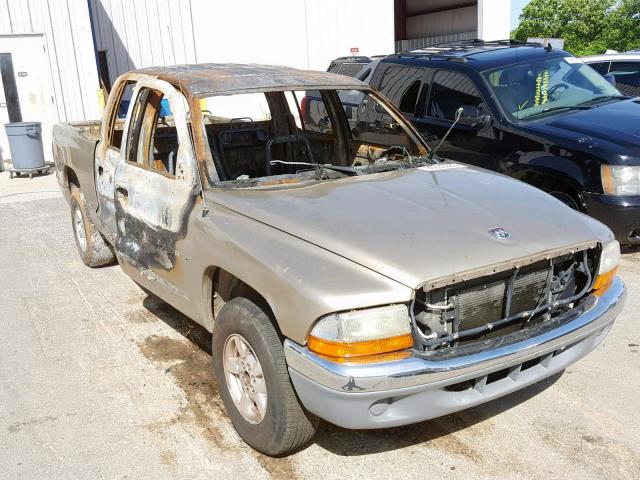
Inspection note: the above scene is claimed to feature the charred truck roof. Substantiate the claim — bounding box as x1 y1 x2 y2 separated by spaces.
134 63 368 97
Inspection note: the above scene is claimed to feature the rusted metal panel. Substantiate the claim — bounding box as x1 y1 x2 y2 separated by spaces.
134 63 367 97
110 64 371 189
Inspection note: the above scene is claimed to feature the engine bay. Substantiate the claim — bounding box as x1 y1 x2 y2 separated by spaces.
411 248 599 353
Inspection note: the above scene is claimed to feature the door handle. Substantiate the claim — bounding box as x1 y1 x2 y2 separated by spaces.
97 165 104 176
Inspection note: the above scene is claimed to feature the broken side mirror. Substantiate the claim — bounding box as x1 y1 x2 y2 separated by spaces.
603 73 617 87
458 105 491 130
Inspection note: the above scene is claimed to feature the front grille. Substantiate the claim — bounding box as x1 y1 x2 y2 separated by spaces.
413 248 597 352
510 266 551 315
453 262 551 333
456 278 505 330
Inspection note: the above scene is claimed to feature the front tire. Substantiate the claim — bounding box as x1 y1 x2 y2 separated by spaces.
212 297 318 456
549 189 580 210
70 186 115 267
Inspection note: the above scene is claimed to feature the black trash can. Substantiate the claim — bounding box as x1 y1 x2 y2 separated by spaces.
4 122 45 170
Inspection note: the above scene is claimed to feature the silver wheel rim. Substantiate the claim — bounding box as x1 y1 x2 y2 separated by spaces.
73 205 87 253
223 334 267 424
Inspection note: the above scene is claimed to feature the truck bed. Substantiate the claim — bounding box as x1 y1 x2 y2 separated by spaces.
64 120 102 142
52 120 103 211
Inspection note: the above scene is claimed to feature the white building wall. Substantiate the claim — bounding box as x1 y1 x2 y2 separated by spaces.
477 0 511 40
89 0 198 85
0 0 101 121
91 0 395 85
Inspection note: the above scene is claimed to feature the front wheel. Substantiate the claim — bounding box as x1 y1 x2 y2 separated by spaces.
549 190 580 210
212 297 318 456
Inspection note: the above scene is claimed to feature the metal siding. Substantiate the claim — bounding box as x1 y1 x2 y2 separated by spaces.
395 31 477 52
0 0 101 121
48 1 83 119
6 0 31 32
0 1 13 34
90 0 198 85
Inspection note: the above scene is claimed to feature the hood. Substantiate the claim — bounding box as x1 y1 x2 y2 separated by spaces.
207 164 611 289
527 99 640 162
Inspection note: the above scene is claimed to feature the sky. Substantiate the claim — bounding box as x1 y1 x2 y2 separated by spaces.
511 0 531 29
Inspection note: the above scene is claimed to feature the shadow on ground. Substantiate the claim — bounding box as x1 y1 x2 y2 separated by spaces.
139 291 563 458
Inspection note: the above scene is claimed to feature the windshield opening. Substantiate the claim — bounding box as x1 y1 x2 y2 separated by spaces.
199 88 428 188
484 56 624 120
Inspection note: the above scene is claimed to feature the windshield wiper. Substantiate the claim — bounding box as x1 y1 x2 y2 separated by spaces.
525 105 593 118
579 94 629 105
269 160 358 176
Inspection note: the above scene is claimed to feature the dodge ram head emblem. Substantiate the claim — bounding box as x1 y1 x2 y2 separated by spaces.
489 227 510 240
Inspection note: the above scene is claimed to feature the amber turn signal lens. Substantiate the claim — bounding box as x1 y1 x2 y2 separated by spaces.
308 333 413 359
317 350 411 364
601 165 616 195
592 266 618 295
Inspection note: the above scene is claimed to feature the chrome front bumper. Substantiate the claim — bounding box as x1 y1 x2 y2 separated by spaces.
284 277 626 429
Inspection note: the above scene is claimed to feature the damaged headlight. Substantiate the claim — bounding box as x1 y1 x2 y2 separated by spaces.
307 304 413 360
601 165 640 196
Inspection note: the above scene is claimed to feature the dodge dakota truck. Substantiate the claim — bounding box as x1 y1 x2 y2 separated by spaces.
53 63 626 456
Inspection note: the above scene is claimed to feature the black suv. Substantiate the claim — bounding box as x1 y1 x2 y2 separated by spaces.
349 40 640 245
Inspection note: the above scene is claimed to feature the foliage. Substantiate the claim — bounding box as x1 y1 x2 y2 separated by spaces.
512 0 640 55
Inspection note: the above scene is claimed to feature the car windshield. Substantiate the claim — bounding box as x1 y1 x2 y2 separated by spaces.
483 55 624 120
199 89 429 189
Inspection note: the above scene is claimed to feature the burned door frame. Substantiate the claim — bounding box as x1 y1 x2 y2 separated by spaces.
113 77 199 300
95 75 144 239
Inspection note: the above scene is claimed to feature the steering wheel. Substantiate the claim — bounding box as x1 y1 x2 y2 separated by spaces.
549 83 570 100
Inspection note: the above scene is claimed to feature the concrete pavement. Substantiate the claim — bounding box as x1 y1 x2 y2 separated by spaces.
0 171 638 479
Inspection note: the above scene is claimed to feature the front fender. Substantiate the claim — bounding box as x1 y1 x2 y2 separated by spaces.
510 151 587 192
190 202 413 344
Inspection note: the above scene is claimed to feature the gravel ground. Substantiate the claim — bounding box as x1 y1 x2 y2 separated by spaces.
0 172 638 480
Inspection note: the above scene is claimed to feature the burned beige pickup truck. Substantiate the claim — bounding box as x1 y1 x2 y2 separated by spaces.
53 64 625 456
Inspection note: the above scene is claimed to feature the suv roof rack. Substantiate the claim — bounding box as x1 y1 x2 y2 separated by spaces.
397 38 544 61
330 56 372 63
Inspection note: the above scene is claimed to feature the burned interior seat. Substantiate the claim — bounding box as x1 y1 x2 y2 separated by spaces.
151 126 179 175
265 135 315 176
218 120 269 179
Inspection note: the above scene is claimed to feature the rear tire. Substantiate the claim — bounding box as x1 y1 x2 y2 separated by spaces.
212 297 318 456
70 186 116 267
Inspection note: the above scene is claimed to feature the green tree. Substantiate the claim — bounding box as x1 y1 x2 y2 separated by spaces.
606 0 640 51
512 0 640 55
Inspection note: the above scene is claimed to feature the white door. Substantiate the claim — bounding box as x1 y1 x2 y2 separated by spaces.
0 34 58 163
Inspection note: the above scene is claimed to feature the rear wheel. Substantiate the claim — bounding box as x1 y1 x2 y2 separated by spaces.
70 187 116 267
212 297 318 456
